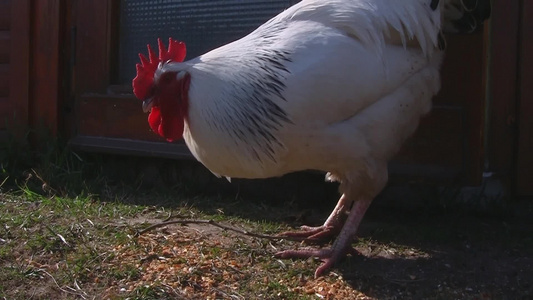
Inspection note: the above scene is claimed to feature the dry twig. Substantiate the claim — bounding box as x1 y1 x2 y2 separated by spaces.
38 269 88 299
137 219 307 242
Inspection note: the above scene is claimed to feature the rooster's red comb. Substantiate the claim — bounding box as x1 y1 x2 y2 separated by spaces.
132 38 186 100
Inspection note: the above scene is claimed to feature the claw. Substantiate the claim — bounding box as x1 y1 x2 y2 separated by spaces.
276 246 360 278
279 225 341 244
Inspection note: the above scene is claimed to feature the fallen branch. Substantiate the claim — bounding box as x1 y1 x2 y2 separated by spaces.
137 219 308 242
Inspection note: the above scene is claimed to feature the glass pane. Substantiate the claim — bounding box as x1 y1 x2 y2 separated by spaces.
119 0 299 84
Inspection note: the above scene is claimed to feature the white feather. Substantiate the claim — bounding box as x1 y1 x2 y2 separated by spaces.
161 0 445 179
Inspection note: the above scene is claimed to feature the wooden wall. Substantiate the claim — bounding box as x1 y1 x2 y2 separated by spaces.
0 0 530 196
29 0 64 137
0 1 8 105
516 0 533 196
0 0 30 139
487 0 533 197
0 0 66 142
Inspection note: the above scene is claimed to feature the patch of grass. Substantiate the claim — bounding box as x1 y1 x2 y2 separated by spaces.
110 263 142 281
1 138 532 299
264 281 302 299
129 284 172 299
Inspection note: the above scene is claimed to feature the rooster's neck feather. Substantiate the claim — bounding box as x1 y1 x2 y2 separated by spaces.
188 44 294 164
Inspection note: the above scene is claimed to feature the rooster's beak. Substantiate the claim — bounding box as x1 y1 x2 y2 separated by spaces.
142 97 154 113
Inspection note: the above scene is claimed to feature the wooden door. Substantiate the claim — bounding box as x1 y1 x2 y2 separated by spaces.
0 0 30 140
69 1 489 185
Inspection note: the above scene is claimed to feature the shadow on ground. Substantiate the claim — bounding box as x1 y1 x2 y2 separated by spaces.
342 208 533 299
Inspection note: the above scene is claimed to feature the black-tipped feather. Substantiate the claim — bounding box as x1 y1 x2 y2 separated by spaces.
431 0 440 10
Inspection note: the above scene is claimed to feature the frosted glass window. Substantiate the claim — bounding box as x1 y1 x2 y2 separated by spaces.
119 0 299 83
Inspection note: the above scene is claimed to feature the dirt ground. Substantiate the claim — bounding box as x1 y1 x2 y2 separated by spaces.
1 157 532 299
103 169 533 300
106 196 533 299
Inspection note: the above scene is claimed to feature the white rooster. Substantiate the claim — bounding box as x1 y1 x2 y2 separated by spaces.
133 0 490 277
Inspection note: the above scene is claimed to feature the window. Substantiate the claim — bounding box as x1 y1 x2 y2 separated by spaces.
119 0 299 83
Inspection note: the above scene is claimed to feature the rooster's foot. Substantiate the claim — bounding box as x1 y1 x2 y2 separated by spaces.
277 195 373 277
278 224 342 244
275 246 360 278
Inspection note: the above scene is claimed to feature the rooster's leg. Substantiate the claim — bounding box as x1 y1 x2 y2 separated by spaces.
279 194 352 242
276 195 372 278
